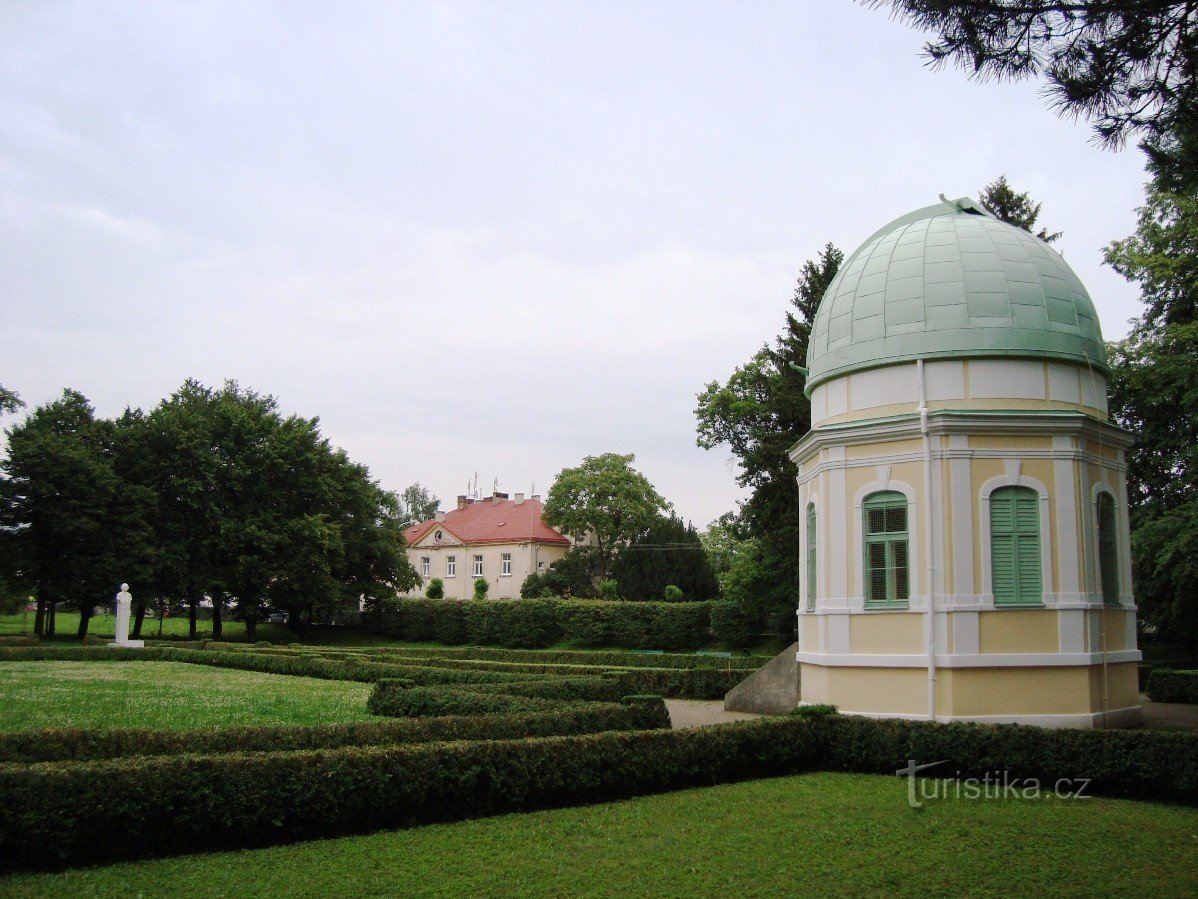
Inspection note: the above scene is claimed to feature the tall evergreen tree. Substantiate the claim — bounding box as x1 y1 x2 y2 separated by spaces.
980 175 1062 243
610 513 720 601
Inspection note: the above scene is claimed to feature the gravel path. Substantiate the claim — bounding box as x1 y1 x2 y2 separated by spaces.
666 699 762 729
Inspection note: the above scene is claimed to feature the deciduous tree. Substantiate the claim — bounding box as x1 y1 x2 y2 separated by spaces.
543 453 669 580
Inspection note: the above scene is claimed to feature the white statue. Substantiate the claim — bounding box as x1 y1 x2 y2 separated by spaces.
109 583 144 649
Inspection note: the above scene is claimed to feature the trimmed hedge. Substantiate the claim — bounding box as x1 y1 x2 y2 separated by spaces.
609 667 746 700
463 676 630 703
0 720 819 871
0 702 669 763
3 713 1196 872
363 598 716 651
1146 668 1198 704
343 643 767 671
366 684 559 717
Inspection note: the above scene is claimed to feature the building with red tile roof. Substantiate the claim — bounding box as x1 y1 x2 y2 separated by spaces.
404 492 571 599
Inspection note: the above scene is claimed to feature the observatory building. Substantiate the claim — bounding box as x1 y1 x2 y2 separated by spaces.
792 195 1140 727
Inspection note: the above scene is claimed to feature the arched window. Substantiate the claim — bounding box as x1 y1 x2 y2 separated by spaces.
863 491 909 606
1097 492 1119 604
806 502 817 610
989 486 1042 605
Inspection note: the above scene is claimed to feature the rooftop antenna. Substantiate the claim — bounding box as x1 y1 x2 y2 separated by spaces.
493 477 499 495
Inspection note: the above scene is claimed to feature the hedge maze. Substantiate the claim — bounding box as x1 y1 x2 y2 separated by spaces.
3 640 1197 874
0 640 756 871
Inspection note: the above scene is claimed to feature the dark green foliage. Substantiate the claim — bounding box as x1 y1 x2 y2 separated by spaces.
609 667 745 700
0 390 156 638
543 453 671 580
367 684 556 717
473 578 488 600
979 175 1061 243
0 701 668 763
663 585 684 601
520 549 599 599
874 1 1198 187
611 514 720 602
598 579 619 599
1146 669 1198 704
463 676 630 703
710 602 759 648
3 715 1195 872
425 578 444 600
346 642 769 671
364 598 715 651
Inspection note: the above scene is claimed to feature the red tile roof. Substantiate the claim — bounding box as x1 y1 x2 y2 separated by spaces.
405 497 570 548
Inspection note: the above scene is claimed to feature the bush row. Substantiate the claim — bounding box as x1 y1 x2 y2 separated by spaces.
363 598 715 651
609 667 746 700
5 713 1197 872
0 701 669 763
1146 668 1198 704
197 640 769 671
366 684 560 717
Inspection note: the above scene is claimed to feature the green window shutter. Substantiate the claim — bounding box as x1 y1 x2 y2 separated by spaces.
990 487 1042 605
863 491 909 606
806 503 817 610
1097 493 1119 604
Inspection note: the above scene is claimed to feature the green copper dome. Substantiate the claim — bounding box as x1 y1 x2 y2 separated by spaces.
805 196 1109 395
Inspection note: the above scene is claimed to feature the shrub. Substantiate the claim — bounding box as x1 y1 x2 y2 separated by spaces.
663 585 683 601
0 700 669 763
5 715 1195 873
425 578 444 600
1146 668 1198 704
365 597 715 651
473 578 489 600
367 683 556 717
710 602 759 648
598 579 620 599
610 667 745 700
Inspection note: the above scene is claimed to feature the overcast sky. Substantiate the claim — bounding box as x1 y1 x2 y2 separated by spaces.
2 2 1150 527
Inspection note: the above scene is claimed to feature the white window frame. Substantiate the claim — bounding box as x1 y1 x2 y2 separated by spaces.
501 553 512 576
420 556 430 578
446 555 456 577
473 555 484 577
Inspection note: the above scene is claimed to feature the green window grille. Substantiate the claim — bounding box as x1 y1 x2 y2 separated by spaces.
989 487 1042 605
1097 493 1119 604
806 502 817 610
863 491 909 606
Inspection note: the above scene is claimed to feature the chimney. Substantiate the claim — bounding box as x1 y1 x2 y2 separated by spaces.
492 491 509 503
514 492 525 504
457 495 470 510
531 494 541 502
435 510 446 522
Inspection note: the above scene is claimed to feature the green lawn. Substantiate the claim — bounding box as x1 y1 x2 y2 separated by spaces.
0 661 377 731
0 611 295 643
1 772 1194 897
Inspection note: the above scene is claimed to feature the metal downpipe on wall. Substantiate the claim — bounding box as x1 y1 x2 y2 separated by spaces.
918 359 937 721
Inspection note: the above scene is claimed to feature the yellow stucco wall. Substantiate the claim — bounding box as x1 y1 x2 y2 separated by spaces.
799 616 820 653
851 613 923 654
978 609 1059 654
807 666 928 716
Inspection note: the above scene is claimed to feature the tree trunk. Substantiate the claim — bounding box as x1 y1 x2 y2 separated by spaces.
47 601 56 637
33 594 46 637
131 597 147 639
76 603 92 640
243 614 257 643
212 596 223 640
189 596 198 640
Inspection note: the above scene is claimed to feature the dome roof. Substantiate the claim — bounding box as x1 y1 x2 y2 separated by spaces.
804 196 1108 394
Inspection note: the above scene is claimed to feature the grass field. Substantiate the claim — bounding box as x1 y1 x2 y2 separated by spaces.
0 661 377 731
0 610 296 643
1 772 1194 897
